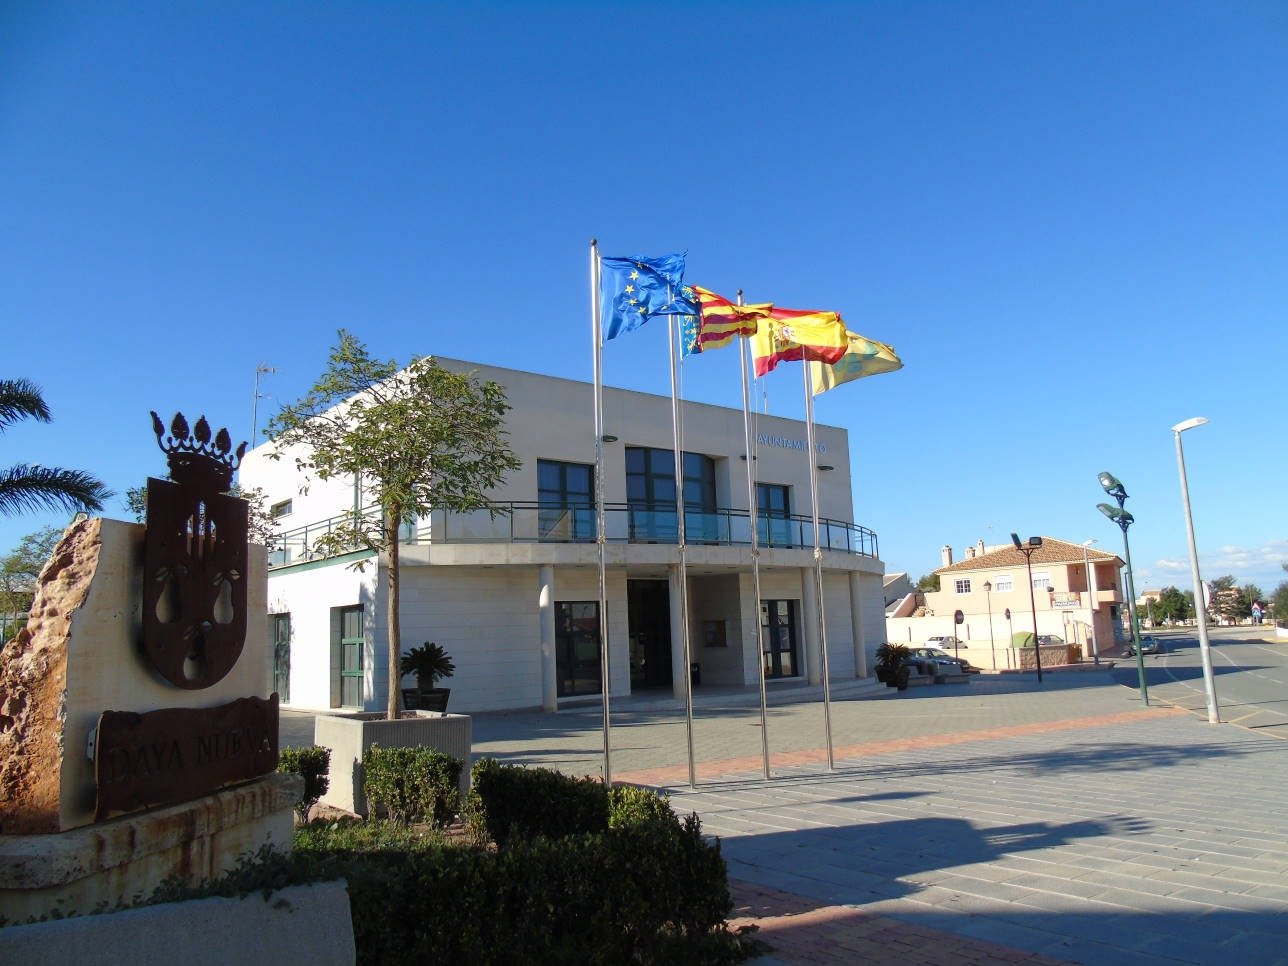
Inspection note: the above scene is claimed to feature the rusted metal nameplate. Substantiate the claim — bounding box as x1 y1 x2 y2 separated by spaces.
94 695 279 820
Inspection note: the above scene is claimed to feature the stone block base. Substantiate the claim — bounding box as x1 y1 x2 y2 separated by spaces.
0 773 301 924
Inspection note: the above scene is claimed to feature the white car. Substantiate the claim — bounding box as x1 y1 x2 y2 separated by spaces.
925 635 963 649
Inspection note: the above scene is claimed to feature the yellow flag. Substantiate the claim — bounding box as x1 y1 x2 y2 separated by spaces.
810 331 903 395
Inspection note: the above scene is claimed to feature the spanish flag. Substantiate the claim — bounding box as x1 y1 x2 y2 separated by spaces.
691 286 774 353
750 308 848 376
811 331 903 395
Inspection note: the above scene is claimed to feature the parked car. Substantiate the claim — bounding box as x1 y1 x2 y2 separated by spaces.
925 635 963 650
910 647 980 674
1036 634 1065 646
1125 634 1164 656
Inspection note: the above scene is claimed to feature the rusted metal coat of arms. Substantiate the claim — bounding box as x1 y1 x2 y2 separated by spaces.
142 412 249 690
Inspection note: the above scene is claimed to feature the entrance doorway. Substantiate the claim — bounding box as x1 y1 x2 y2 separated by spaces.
761 599 799 678
628 579 673 689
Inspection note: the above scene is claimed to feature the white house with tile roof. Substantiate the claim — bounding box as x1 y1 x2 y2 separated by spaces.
885 537 1126 669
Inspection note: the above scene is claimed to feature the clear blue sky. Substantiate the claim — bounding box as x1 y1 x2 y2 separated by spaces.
3 1 1285 594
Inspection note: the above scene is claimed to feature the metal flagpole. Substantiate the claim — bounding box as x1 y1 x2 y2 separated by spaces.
802 363 835 771
590 240 612 785
739 293 772 780
668 312 698 788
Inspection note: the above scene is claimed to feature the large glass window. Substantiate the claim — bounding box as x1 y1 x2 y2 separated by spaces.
340 605 364 708
537 459 594 541
756 482 792 547
556 601 601 697
626 447 715 541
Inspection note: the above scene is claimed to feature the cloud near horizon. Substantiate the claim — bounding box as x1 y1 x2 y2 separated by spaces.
1152 539 1288 588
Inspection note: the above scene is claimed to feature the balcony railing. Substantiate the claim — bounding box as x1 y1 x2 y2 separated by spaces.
269 501 878 568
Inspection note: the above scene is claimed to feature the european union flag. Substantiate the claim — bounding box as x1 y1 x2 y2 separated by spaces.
600 252 700 342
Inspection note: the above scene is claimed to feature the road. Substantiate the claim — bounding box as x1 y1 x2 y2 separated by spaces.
1109 625 1288 737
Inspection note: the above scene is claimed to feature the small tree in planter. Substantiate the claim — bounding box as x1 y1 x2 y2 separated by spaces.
874 642 910 685
400 641 455 710
266 331 520 719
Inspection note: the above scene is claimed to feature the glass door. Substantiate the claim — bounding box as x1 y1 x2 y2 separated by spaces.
761 599 799 678
340 605 364 707
271 613 291 703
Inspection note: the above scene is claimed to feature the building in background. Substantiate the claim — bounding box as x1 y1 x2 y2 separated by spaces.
885 538 1125 668
241 359 887 713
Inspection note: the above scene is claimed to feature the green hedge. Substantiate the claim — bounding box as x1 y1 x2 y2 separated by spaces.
468 758 608 846
277 745 331 819
363 744 461 827
150 813 747 964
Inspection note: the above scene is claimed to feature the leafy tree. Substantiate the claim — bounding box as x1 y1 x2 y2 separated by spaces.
1231 583 1262 622
124 482 277 545
0 525 62 637
265 331 521 719
1156 586 1191 624
1272 581 1288 627
0 378 111 517
916 573 940 592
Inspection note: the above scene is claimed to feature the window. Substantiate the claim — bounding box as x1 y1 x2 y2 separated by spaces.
954 579 972 594
756 483 792 547
537 459 594 541
993 575 1013 593
270 499 293 519
626 447 716 541
1031 571 1051 591
339 605 364 708
556 601 601 697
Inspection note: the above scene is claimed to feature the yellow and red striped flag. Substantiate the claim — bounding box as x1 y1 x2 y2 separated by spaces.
751 307 848 376
689 286 774 353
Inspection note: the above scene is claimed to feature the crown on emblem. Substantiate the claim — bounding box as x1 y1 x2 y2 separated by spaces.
151 411 247 492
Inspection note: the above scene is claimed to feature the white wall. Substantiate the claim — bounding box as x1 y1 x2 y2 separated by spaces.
265 560 376 711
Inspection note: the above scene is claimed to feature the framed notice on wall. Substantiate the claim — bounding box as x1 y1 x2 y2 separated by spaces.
703 620 727 647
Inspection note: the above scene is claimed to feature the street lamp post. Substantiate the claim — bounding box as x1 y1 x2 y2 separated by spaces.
1081 539 1099 666
1011 533 1044 683
984 580 996 671
1172 417 1221 724
1098 471 1148 707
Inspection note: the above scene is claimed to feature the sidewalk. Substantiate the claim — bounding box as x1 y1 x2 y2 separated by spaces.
283 671 1288 964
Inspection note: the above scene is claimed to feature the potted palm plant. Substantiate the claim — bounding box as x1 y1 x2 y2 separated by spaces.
874 642 911 687
400 641 455 712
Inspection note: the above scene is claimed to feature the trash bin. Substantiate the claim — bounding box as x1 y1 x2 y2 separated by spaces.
689 662 701 686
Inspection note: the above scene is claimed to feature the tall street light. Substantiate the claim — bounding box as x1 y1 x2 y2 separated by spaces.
1173 417 1221 724
1081 538 1099 666
1098 471 1148 707
1011 533 1044 683
983 580 996 671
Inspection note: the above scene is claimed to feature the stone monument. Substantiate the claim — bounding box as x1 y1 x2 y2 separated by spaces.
0 413 299 922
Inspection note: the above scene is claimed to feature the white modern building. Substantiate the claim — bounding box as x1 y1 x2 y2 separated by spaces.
240 359 887 714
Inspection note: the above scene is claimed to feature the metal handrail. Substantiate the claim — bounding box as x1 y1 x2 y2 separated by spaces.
269 500 878 568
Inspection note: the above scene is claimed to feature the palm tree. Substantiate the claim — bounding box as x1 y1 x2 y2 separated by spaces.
0 378 111 517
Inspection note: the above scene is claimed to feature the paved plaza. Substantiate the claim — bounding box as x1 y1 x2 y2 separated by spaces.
282 662 1288 965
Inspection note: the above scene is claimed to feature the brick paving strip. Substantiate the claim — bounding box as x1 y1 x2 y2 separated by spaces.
727 879 1073 965
615 705 1187 787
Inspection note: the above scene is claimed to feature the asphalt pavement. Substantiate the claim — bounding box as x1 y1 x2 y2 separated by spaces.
281 634 1288 964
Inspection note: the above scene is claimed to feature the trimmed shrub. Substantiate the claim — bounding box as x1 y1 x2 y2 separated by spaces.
608 783 674 829
277 745 331 819
362 744 461 827
146 812 745 965
468 757 608 847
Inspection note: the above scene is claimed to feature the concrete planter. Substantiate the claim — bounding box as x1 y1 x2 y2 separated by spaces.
313 712 472 816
